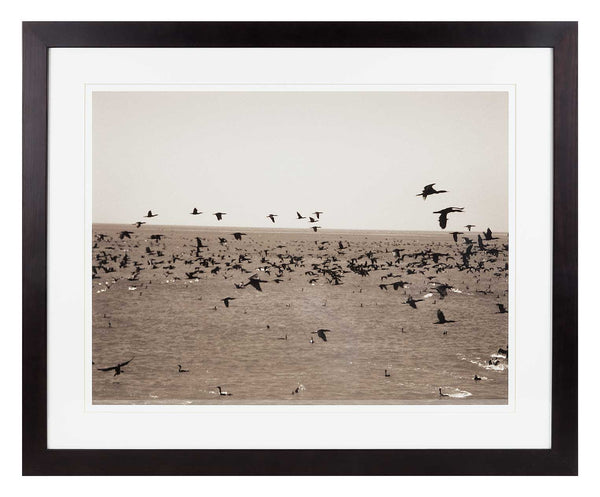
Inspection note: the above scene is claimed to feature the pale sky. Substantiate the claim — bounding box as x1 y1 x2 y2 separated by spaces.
92 91 508 231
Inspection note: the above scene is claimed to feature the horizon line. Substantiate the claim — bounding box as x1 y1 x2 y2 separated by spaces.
92 222 508 234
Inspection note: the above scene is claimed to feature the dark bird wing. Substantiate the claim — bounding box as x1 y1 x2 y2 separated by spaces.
118 357 134 368
247 279 262 291
437 309 445 322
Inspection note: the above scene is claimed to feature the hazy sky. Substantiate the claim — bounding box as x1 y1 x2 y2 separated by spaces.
92 91 508 231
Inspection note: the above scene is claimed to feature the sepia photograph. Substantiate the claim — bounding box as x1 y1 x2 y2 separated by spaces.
91 89 509 405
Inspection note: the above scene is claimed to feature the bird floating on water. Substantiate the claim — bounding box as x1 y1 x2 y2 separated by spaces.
496 303 508 314
216 386 232 396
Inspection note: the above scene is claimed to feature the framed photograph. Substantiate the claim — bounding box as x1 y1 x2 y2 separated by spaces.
23 22 577 475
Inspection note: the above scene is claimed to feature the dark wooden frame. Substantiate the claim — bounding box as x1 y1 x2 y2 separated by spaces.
22 22 577 475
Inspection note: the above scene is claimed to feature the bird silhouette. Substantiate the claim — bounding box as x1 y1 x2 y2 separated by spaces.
296 212 306 219
433 207 464 229
216 386 232 396
483 228 498 240
246 275 268 291
221 297 235 308
213 212 227 221
133 221 146 228
144 210 158 218
313 211 323 219
451 231 463 242
97 357 134 376
496 303 508 314
435 309 455 324
190 208 202 215
311 329 330 342
404 296 423 309
178 364 189 373
119 231 134 239
311 226 321 232
266 214 278 223
232 232 247 241
465 224 476 231
417 183 447 200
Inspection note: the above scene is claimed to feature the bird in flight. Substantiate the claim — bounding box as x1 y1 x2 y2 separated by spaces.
97 357 134 376
313 211 323 219
133 221 146 228
435 309 456 324
496 303 508 314
417 183 447 200
465 224 476 231
266 214 278 223
190 208 202 215
311 226 321 232
311 329 331 342
221 297 236 308
213 212 227 221
404 296 423 309
450 231 463 242
296 212 306 219
232 232 247 241
144 210 158 218
246 275 268 292
433 207 464 229
119 231 134 239
483 228 499 240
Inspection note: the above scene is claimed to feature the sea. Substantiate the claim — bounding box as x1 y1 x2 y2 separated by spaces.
92 225 508 405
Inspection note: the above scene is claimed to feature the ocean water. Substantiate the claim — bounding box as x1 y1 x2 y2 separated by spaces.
92 225 508 404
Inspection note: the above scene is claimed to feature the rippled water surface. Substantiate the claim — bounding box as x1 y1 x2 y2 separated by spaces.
92 225 508 404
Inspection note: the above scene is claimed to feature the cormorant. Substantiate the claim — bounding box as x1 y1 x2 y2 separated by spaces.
97 357 134 376
417 183 447 200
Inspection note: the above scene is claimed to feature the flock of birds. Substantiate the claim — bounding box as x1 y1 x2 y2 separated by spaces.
94 182 508 400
